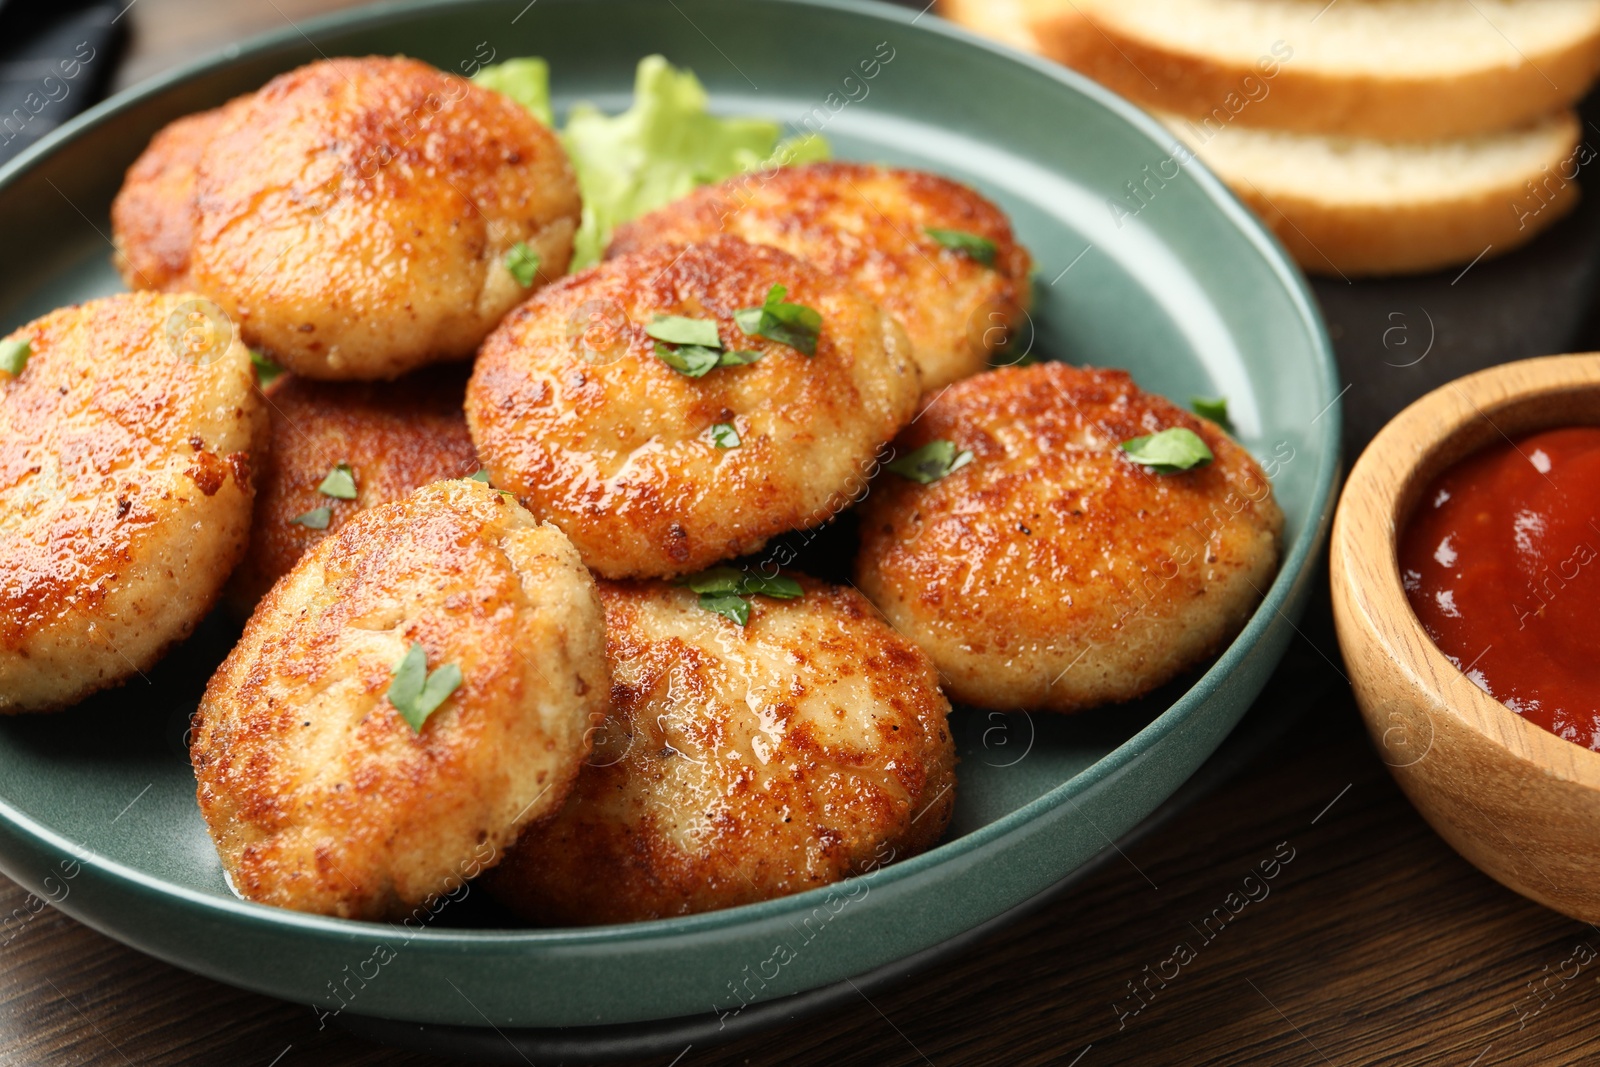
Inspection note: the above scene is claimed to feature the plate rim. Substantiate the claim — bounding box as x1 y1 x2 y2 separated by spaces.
0 0 1341 956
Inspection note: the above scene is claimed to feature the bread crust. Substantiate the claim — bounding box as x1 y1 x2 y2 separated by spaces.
944 0 1600 141
1193 111 1583 277
1232 167 1580 278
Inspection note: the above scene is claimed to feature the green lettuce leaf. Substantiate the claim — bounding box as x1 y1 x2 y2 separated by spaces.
478 54 830 270
472 57 553 126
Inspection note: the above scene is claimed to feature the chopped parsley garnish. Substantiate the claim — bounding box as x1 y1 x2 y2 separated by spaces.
678 566 802 625
654 342 722 378
646 314 721 348
1121 428 1214 474
681 567 803 598
698 592 751 626
733 284 821 356
886 440 973 484
317 462 357 500
290 506 332 529
925 227 996 266
0 338 30 377
649 313 764 378
387 641 463 733
710 422 740 448
505 242 541 287
1190 396 1234 433
250 349 285 387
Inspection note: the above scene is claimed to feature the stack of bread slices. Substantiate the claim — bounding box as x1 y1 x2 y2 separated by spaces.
942 0 1600 276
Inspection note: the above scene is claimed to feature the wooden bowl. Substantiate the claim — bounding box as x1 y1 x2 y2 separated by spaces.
1332 353 1600 922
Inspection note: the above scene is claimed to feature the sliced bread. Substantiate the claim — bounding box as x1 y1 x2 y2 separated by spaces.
942 0 1600 141
1154 109 1584 276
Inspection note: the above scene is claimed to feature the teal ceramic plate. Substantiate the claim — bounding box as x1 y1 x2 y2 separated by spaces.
0 0 1339 1032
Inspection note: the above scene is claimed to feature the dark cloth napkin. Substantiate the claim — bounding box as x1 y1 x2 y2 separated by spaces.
0 0 125 168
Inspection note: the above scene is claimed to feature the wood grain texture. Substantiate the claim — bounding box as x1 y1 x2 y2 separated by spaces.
1333 354 1600 925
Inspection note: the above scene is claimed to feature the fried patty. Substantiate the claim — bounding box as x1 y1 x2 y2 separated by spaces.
0 292 263 713
110 97 248 292
466 236 921 578
607 162 1033 390
191 480 609 919
227 364 479 610
485 577 956 924
855 363 1284 712
115 56 581 380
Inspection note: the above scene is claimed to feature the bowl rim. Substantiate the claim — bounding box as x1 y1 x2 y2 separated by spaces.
0 0 1343 950
1335 352 1600 786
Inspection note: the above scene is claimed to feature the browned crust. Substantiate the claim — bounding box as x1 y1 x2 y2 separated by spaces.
226 364 479 611
609 161 1033 390
465 236 920 578
187 56 580 379
110 96 251 292
0 293 261 711
192 481 608 919
485 578 956 925
855 363 1283 712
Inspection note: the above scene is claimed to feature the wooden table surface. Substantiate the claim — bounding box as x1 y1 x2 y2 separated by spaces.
8 3 1600 1065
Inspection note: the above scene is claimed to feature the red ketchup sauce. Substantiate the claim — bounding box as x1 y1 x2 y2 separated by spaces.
1400 426 1600 750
